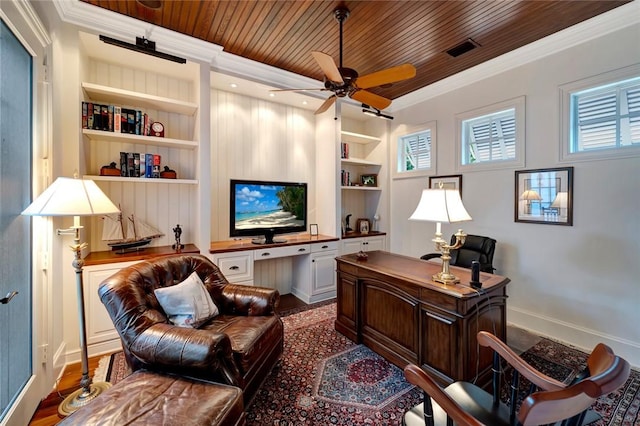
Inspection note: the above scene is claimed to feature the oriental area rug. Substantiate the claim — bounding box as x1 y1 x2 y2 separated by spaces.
100 302 639 426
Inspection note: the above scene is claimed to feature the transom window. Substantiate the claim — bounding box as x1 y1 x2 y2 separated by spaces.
570 77 640 153
456 96 525 171
400 130 431 172
394 122 436 178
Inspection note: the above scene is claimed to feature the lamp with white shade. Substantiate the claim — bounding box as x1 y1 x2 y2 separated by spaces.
22 176 120 416
550 191 569 219
409 185 472 284
519 189 542 215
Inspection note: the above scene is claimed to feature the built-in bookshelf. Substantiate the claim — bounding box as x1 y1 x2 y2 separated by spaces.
339 127 385 244
77 31 203 253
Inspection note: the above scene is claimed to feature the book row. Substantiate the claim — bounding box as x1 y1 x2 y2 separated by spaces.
82 102 155 135
120 152 162 178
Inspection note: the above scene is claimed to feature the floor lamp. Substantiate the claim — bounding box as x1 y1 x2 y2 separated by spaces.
22 176 120 416
409 185 472 284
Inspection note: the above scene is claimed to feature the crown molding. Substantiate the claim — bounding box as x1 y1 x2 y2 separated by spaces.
212 51 325 98
391 1 640 112
52 0 222 64
1 0 51 51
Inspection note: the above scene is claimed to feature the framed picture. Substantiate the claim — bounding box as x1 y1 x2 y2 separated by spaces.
361 174 378 187
309 223 319 236
429 174 462 195
356 218 371 234
515 167 573 225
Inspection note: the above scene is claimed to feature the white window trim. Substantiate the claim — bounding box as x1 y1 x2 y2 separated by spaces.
559 64 640 163
455 96 525 172
391 121 437 180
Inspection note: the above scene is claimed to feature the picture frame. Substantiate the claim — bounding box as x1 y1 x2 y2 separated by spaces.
429 174 462 195
309 223 319 236
356 218 371 234
515 167 573 226
361 174 378 187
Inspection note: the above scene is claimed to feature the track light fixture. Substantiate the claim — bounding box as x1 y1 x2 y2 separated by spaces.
361 104 394 120
99 35 186 64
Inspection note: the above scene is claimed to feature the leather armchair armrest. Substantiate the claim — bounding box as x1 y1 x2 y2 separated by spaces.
220 284 279 316
128 323 241 386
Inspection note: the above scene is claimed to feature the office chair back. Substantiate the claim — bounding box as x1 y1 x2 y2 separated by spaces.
421 234 496 273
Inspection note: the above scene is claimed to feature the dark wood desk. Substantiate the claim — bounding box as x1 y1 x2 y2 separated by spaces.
335 251 510 386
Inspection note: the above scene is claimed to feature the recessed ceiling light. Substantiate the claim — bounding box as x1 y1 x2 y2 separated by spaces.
230 83 237 88
302 101 308 105
269 93 275 97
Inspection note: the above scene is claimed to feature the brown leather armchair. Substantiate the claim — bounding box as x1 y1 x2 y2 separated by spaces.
98 254 283 403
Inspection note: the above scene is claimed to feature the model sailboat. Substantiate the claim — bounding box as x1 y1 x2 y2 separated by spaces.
102 212 164 252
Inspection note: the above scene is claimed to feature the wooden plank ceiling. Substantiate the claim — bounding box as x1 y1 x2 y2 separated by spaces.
80 0 629 100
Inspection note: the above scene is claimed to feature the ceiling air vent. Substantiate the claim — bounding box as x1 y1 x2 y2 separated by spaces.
446 39 480 58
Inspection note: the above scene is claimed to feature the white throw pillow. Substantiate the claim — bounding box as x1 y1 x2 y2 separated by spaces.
154 271 219 328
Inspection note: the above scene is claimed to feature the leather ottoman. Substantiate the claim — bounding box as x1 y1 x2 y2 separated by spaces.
58 370 245 426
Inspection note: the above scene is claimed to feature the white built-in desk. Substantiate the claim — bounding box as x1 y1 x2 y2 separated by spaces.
209 234 340 303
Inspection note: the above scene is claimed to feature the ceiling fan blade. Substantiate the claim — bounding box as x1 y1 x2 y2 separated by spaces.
311 51 344 84
351 90 392 111
314 95 337 115
269 88 327 92
356 64 416 89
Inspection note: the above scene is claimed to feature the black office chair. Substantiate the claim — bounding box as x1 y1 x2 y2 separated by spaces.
421 234 496 273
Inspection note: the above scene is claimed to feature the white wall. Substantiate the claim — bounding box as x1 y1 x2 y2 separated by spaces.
390 23 640 366
209 88 316 241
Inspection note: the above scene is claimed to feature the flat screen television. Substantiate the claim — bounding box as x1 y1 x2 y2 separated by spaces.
230 179 308 245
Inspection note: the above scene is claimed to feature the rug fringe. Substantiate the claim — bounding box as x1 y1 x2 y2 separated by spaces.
93 355 111 383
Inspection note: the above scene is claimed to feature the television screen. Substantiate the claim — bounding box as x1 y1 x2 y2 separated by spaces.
230 179 307 244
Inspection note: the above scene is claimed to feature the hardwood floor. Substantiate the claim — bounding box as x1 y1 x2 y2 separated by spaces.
28 354 115 425
28 294 308 425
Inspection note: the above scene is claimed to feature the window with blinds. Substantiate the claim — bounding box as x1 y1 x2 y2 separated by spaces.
394 122 436 178
571 77 640 153
400 130 431 172
455 96 525 171
461 108 516 164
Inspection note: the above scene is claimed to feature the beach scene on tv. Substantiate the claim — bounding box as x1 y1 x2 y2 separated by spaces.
234 184 305 229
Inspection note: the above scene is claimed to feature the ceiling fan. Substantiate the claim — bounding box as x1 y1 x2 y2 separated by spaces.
274 6 416 115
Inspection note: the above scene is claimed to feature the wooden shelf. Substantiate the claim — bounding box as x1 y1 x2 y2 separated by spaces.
341 157 381 167
84 244 200 266
83 129 198 149
341 186 381 191
85 175 198 185
82 82 198 116
341 130 380 145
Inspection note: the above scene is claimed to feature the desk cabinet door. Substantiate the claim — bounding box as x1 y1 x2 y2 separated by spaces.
335 272 358 342
420 307 459 384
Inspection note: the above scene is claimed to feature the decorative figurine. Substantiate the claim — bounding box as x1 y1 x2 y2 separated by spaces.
172 224 184 251
345 214 353 233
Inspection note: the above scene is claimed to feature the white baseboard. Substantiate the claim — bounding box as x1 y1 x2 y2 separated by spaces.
62 340 123 365
508 306 640 369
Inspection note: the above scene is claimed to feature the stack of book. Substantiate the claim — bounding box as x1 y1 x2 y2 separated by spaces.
120 152 162 178
341 170 351 186
82 102 153 136
341 142 349 159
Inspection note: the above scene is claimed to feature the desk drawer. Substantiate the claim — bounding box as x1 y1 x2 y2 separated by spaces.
311 241 339 253
213 252 254 283
255 244 311 260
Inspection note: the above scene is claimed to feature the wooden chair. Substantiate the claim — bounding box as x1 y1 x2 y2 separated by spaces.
403 331 630 426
